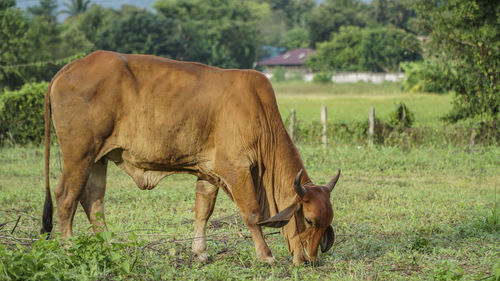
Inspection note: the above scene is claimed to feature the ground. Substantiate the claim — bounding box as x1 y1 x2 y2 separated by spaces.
0 82 498 280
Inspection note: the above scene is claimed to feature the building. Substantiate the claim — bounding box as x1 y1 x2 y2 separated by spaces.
256 48 315 80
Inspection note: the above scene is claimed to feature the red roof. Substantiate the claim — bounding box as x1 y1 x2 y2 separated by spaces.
257 48 315 66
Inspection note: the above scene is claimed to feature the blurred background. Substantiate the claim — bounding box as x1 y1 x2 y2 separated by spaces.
0 0 498 145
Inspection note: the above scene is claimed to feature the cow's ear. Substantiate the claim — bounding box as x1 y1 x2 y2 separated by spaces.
257 203 298 228
320 225 335 253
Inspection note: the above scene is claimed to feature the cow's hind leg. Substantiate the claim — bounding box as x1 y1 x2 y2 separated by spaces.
55 154 93 237
80 158 108 233
192 178 219 262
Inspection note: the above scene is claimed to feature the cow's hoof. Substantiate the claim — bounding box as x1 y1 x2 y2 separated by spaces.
195 252 209 262
260 255 276 263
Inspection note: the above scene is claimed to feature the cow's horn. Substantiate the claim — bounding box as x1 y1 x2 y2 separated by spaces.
294 169 307 198
326 169 341 193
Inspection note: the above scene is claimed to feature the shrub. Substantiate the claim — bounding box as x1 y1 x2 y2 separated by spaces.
312 72 333 83
271 67 286 83
0 82 48 145
0 231 138 280
402 60 456 93
388 102 415 129
307 26 421 73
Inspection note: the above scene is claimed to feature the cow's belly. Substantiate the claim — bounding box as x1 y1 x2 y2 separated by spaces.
97 105 217 190
115 160 172 190
103 145 213 190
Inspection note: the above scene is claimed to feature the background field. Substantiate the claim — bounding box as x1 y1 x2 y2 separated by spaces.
0 83 498 280
274 82 453 126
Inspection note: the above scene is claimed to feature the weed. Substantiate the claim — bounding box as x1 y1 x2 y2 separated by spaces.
433 261 465 281
410 236 432 252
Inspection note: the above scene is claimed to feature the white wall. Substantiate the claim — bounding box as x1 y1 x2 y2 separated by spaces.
331 72 405 84
264 71 405 83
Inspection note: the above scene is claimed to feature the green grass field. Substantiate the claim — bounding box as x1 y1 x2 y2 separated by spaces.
274 82 453 126
0 82 498 280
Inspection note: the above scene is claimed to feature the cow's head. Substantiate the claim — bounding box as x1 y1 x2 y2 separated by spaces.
258 169 340 265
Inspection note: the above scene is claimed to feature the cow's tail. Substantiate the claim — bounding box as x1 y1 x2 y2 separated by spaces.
41 82 54 235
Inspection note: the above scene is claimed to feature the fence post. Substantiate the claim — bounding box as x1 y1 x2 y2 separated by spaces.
369 107 375 147
469 126 476 151
321 105 327 147
289 108 296 141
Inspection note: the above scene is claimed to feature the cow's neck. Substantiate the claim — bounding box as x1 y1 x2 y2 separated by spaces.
261 120 312 214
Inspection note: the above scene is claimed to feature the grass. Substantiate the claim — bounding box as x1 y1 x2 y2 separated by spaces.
273 82 453 126
0 82 498 280
0 144 498 280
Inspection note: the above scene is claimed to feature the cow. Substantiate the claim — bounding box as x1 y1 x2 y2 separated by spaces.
41 51 341 265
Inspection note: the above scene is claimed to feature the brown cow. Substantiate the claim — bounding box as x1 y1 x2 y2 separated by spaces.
41 51 341 265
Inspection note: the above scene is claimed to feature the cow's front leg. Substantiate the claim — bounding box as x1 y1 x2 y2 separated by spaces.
192 178 219 262
231 170 275 263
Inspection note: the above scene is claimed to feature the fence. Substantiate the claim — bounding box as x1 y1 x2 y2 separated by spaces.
287 106 481 148
288 106 377 147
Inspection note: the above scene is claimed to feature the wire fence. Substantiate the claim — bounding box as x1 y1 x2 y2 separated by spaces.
0 54 84 69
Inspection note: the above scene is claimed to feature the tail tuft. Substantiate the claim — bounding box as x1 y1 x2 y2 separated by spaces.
41 194 53 234
41 82 54 236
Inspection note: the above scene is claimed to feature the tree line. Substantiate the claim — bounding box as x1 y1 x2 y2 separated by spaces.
0 0 423 88
0 0 498 123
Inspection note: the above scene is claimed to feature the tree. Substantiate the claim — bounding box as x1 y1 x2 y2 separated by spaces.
307 26 421 72
266 0 315 28
280 27 310 50
27 0 57 21
154 0 259 68
307 26 362 72
94 6 183 58
0 0 65 90
0 0 15 10
60 0 92 18
0 1 39 89
370 0 416 32
307 0 371 46
60 4 116 49
359 27 420 72
413 0 499 122
27 0 61 57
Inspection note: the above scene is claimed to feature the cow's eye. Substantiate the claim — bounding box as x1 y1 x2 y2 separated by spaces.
305 218 313 226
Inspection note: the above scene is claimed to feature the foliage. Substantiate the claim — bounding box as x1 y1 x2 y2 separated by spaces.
359 26 421 72
60 0 92 17
271 67 286 82
0 82 48 145
308 26 421 72
0 3 36 89
280 27 310 51
27 0 58 21
387 102 415 129
402 59 456 93
307 0 371 46
58 4 115 55
266 0 315 28
312 72 333 83
0 0 15 10
0 231 138 280
413 0 500 122
308 26 362 72
154 0 259 68
369 0 416 32
433 261 465 281
95 6 183 58
0 1 66 90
